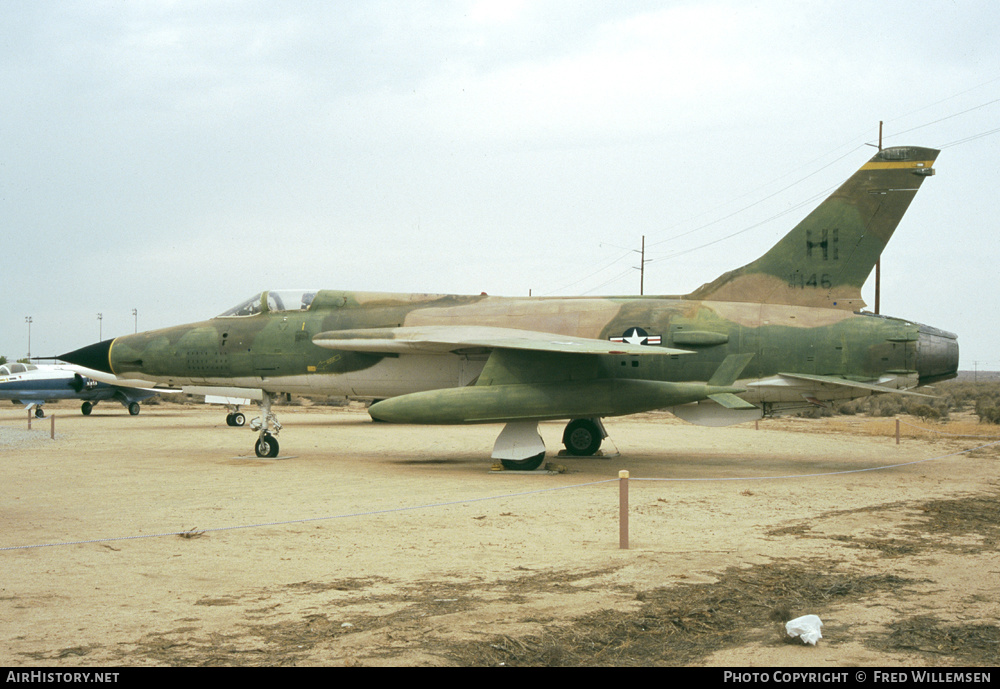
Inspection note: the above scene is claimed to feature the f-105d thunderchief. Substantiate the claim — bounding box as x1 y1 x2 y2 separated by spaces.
61 146 958 469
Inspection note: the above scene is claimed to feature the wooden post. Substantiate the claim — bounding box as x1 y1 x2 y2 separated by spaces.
50 414 55 440
27 408 32 430
895 418 900 445
619 470 629 550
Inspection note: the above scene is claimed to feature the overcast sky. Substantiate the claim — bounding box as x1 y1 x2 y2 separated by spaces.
3 1 999 371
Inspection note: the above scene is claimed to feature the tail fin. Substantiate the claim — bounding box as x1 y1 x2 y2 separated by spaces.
687 146 939 309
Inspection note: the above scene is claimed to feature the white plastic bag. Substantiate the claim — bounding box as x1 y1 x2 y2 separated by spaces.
785 614 824 645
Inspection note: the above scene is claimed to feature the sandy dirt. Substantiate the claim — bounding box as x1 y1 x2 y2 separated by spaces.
1 400 997 667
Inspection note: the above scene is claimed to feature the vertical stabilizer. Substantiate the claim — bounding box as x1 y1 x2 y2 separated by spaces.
688 146 939 309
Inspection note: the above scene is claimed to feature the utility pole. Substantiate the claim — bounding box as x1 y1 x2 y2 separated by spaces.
640 235 646 295
875 121 883 315
97 313 103 340
25 316 32 360
132 308 138 333
633 235 649 295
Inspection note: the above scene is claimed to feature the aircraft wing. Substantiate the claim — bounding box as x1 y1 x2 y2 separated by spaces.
61 365 176 393
110 386 164 404
346 328 748 425
183 386 263 401
312 325 692 357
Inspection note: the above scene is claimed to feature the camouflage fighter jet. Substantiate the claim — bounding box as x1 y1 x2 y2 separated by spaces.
60 145 958 469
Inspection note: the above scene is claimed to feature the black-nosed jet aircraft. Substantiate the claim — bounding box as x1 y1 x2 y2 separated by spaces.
60 146 958 469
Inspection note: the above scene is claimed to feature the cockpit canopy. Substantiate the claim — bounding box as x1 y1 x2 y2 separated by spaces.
0 363 38 375
217 290 318 318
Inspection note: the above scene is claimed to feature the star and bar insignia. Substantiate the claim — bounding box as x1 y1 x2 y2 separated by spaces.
609 327 661 346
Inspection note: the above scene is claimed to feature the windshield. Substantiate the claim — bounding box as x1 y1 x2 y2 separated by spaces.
0 363 37 375
217 290 317 317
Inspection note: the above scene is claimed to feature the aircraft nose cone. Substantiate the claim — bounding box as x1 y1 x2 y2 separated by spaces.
916 326 959 385
60 338 116 374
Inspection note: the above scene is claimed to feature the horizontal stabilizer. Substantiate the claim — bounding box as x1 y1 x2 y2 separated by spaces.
707 393 758 410
767 372 935 398
670 399 763 427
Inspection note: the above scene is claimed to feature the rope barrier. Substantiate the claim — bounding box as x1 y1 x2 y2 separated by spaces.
632 439 1000 482
4 436 998 553
0 479 615 552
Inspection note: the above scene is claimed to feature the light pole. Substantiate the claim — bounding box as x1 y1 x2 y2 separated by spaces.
25 316 32 359
97 313 103 340
132 308 137 333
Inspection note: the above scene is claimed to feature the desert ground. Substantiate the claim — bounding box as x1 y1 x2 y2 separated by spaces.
1 399 997 667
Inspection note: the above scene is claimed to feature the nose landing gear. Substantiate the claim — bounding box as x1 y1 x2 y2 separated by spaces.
255 432 279 458
251 392 283 458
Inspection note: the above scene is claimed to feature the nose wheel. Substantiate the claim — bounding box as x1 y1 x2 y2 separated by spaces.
250 392 282 458
255 432 279 458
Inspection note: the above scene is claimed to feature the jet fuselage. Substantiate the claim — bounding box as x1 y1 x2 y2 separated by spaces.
68 289 958 412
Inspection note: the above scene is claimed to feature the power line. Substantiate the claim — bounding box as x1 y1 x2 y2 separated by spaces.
541 84 1000 296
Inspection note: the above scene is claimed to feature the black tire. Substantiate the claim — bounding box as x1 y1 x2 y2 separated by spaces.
232 412 246 427
225 413 234 426
34 407 45 419
128 402 141 416
81 402 93 416
255 433 279 458
563 419 602 456
500 452 545 471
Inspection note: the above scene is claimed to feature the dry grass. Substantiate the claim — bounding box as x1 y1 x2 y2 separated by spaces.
446 563 914 667
786 414 1000 442
87 490 1000 667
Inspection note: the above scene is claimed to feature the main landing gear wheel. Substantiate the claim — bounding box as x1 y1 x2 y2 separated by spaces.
226 412 246 427
563 419 603 456
500 452 546 471
34 407 45 419
81 402 93 416
128 402 141 416
255 432 279 458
